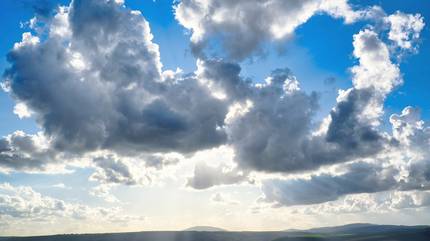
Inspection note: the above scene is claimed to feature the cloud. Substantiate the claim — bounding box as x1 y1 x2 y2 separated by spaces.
262 161 399 206
52 183 68 189
211 193 239 205
259 20 427 206
351 29 401 95
0 182 140 222
262 104 430 206
0 183 68 219
285 190 430 216
89 184 119 203
90 156 140 186
2 0 429 212
212 58 387 174
224 68 320 172
0 131 56 171
5 0 228 157
389 107 430 192
386 11 425 51
325 88 384 156
195 28 401 175
4 4 398 179
144 154 180 170
187 162 249 189
13 102 33 119
174 0 368 60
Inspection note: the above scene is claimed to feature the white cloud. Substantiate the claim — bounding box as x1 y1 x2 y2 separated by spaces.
90 184 119 203
0 183 145 235
386 11 425 50
211 193 239 205
290 190 430 215
351 29 401 95
13 103 33 119
13 32 39 49
52 183 68 189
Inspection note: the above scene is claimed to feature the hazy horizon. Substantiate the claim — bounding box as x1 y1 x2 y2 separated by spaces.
0 0 430 236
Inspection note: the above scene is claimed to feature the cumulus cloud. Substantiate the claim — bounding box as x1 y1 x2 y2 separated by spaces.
191 27 404 176
13 102 33 119
224 68 320 172
5 0 228 157
89 156 141 186
174 0 369 60
89 184 119 203
386 11 425 50
282 190 430 216
262 105 430 206
4 1 397 179
209 53 388 174
0 131 56 171
187 162 249 189
262 161 399 206
259 21 427 206
2 0 429 212
144 154 181 170
4 0 231 166
0 183 143 227
0 182 68 219
351 29 401 95
195 60 385 174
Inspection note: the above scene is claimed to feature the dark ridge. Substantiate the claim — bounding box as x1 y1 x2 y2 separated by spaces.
1 224 429 241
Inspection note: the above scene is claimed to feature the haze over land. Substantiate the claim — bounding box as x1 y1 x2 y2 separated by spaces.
0 0 430 236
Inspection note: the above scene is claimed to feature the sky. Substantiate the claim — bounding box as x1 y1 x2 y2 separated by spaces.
0 0 430 236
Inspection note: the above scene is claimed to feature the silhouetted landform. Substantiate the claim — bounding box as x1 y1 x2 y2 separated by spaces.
305 223 429 234
1 224 429 241
184 226 226 232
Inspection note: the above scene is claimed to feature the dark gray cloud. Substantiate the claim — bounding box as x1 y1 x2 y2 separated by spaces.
262 106 430 206
90 156 138 186
222 74 385 173
262 161 399 206
325 88 384 156
225 68 320 172
5 0 227 157
0 132 56 171
262 157 430 207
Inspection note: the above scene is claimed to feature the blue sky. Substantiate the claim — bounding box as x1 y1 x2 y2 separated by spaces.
1 0 430 235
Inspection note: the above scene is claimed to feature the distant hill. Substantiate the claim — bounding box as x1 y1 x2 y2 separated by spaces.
184 226 226 232
306 223 429 235
1 223 429 241
273 227 430 241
